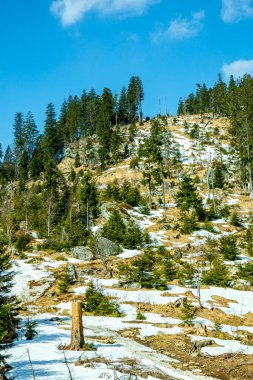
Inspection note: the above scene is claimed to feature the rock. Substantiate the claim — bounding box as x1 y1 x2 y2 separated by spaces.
117 281 141 289
100 202 116 219
67 264 78 281
71 246 94 261
49 317 61 322
93 237 120 259
190 339 215 353
231 279 252 291
174 297 187 308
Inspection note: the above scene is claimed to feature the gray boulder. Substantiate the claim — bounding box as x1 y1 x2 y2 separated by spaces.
71 246 94 261
93 236 120 259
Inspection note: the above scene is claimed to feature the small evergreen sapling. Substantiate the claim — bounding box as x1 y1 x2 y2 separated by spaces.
57 267 74 295
84 282 121 317
180 298 196 326
24 319 38 340
219 235 239 261
202 258 229 286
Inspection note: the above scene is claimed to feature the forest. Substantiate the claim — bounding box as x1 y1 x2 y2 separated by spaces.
1 73 253 379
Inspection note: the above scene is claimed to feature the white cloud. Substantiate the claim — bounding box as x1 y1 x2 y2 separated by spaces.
221 0 253 23
167 11 205 40
222 59 253 79
151 11 205 42
50 0 158 26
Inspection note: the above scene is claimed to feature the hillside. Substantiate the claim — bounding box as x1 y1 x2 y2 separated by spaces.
2 114 253 380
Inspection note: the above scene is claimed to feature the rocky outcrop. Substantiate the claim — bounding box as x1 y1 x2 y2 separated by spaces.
71 246 93 261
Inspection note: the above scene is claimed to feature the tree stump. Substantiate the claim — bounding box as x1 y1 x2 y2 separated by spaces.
70 301 84 350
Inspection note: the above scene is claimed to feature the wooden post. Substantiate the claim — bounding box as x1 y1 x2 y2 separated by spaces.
71 301 84 350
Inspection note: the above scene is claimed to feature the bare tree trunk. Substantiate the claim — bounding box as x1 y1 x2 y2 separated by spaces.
86 202 89 230
211 165 216 214
70 301 84 350
47 199 51 238
246 116 253 199
25 207 28 234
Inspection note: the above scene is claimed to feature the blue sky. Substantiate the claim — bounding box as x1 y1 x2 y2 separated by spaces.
1 0 253 151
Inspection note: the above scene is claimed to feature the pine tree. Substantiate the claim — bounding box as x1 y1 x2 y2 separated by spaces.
202 257 229 286
176 175 204 219
43 103 62 163
2 146 15 182
177 98 185 115
0 245 19 376
13 112 25 178
80 171 99 227
213 161 226 189
118 86 129 125
219 235 239 261
97 88 114 166
57 266 73 294
102 209 126 244
23 112 39 159
127 76 144 123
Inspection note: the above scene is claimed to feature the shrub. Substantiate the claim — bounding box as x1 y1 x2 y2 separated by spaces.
118 248 167 289
219 235 239 261
202 258 229 286
180 211 198 234
140 205 150 215
102 209 144 249
84 282 121 317
57 267 74 295
230 211 241 227
178 262 196 285
15 233 31 252
203 220 216 233
237 262 253 285
24 319 38 340
123 221 143 249
136 311 146 320
180 299 196 326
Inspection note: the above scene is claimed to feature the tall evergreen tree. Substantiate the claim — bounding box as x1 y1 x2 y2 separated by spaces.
13 112 25 178
23 112 39 160
118 87 129 125
127 76 144 123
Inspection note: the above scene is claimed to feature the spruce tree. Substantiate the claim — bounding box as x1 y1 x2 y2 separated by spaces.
176 175 204 219
0 245 18 376
118 86 129 125
219 235 239 261
102 209 126 244
13 112 25 178
23 112 39 160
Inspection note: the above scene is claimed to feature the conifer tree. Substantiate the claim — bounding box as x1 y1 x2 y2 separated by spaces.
2 146 15 182
177 98 185 115
13 112 25 178
0 245 18 375
102 209 126 244
118 86 129 125
219 235 239 261
127 76 144 123
176 175 204 219
23 112 39 159
80 171 99 228
43 103 62 163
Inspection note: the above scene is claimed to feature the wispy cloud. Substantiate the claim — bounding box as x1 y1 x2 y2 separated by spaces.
222 59 253 78
151 11 205 42
50 0 158 26
221 0 253 23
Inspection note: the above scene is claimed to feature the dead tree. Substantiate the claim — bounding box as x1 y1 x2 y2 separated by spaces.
70 301 84 350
